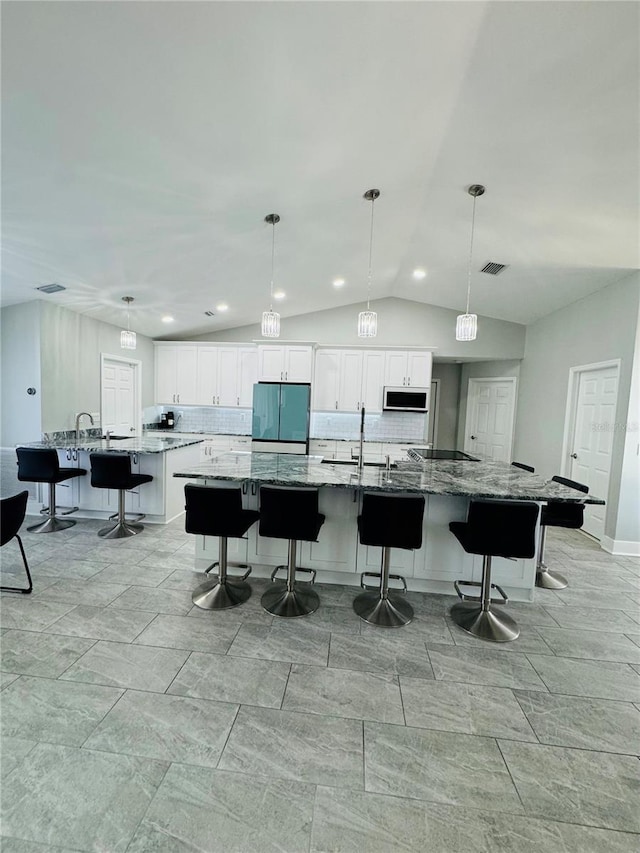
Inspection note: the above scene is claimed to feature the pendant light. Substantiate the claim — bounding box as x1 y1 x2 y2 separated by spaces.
358 188 380 338
120 296 136 350
261 213 281 338
456 184 485 342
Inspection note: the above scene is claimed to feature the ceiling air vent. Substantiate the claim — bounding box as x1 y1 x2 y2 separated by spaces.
204 310 215 317
36 283 66 294
480 262 508 276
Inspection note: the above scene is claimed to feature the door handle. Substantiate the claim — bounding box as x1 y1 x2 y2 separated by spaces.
570 453 578 459
470 435 477 440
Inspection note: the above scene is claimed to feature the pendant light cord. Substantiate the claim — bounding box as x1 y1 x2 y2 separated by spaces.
269 218 276 312
465 193 477 315
366 196 376 311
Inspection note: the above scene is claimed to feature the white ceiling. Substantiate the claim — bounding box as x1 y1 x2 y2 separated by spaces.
2 1 638 340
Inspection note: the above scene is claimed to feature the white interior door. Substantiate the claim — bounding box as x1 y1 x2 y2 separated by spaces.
569 364 619 540
464 378 517 461
102 356 139 436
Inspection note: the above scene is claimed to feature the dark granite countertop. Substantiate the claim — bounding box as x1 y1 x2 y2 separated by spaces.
174 451 605 503
18 436 204 455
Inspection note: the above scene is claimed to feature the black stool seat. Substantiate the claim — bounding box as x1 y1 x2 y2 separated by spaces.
1 491 33 594
536 475 588 589
259 486 325 618
16 448 86 533
90 453 153 539
186 484 259 610
354 492 425 628
511 461 535 473
450 500 540 643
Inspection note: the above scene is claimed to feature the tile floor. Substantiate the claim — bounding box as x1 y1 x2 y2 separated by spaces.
1 515 639 852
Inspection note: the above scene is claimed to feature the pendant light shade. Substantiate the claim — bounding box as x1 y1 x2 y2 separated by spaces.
120 297 136 350
456 184 485 342
358 188 380 338
261 213 281 338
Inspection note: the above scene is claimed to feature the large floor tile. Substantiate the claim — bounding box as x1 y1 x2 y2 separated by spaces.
0 672 19 690
283 664 404 723
543 605 640 632
33 558 110 581
364 722 523 812
0 736 36 779
108 585 194 615
228 622 331 666
400 678 537 740
499 739 640 832
0 598 76 632
0 838 79 853
168 651 290 708
360 614 455 645
514 689 640 754
535 625 640 663
448 620 554 655
90 561 175 587
427 643 547 690
0 676 122 746
310 787 640 853
44 604 155 642
527 653 640 701
329 633 434 678
0 743 167 850
218 705 364 788
0 630 95 678
133 613 240 653
84 688 238 767
553 588 640 610
34 578 129 607
59 640 189 691
127 763 314 853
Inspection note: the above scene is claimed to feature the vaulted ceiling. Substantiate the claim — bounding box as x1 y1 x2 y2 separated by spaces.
2 1 638 339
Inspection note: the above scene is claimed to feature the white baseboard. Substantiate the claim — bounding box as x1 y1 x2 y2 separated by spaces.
601 535 640 557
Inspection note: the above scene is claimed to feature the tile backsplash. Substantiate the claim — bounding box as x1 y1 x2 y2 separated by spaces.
149 406 252 435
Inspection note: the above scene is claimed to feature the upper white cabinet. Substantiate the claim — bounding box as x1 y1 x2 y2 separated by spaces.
156 343 257 408
312 348 387 413
155 345 198 405
384 350 432 388
257 345 313 383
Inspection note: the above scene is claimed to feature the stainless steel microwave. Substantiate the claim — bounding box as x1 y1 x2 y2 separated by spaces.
382 386 429 412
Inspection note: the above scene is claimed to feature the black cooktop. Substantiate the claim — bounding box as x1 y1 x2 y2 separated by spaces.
409 448 479 461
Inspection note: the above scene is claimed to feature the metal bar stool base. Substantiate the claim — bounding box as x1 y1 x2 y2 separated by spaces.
450 601 520 643
353 592 413 628
98 520 144 539
27 516 76 534
536 568 568 590
192 577 252 610
261 584 319 618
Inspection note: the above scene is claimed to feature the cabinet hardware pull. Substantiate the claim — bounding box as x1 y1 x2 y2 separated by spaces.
177 395 180 403
237 397 239 406
285 371 288 380
335 401 338 409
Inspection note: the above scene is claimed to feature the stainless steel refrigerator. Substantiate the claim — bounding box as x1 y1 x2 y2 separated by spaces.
251 383 310 454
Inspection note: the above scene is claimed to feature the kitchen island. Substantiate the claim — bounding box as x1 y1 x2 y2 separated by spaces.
174 452 605 602
19 435 203 524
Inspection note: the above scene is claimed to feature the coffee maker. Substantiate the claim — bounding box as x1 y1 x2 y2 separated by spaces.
159 411 175 430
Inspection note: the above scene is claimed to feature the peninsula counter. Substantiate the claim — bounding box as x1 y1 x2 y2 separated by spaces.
174 452 604 602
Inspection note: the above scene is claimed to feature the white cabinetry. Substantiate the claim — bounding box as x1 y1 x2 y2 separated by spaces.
196 346 258 408
155 345 198 405
312 348 390 413
384 351 432 388
257 345 313 383
313 350 340 411
360 350 386 411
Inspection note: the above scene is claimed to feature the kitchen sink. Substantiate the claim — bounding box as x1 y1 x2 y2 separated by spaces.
321 459 397 469
100 435 131 440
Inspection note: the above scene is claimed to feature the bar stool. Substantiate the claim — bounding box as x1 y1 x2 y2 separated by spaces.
185 484 260 610
450 500 540 643
259 486 325 618
16 447 86 533
353 492 425 628
536 475 588 589
89 453 153 538
511 462 535 473
1 491 33 594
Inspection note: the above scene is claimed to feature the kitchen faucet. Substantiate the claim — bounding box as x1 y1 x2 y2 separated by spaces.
75 412 94 443
358 407 365 474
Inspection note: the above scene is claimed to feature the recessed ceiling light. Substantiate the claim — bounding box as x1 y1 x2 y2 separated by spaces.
216 303 229 312
412 269 427 280
161 315 174 323
333 277 345 288
273 290 285 300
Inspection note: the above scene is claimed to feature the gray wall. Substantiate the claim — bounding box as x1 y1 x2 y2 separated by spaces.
456 360 522 450
0 301 42 447
431 363 461 448
513 272 640 541
39 302 156 432
614 303 640 545
185 297 527 361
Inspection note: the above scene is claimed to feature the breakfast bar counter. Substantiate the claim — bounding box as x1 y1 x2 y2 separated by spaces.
174 452 604 602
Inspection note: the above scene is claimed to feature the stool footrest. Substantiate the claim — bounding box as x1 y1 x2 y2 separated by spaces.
108 511 146 523
270 565 316 584
454 579 508 606
360 571 408 593
40 505 79 517
205 561 252 582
